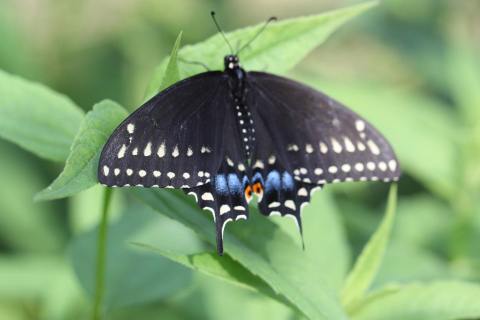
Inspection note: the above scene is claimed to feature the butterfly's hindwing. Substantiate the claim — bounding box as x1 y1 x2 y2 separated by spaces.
185 159 250 255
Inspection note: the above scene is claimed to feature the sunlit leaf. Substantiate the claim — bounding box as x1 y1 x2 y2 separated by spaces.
145 1 379 99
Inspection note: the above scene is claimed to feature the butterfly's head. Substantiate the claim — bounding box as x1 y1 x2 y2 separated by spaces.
224 55 240 70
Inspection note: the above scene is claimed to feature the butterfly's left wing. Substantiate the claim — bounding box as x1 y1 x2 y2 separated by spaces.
246 71 401 229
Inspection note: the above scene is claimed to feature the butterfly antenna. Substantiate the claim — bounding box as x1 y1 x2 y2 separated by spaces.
236 16 277 55
210 11 235 54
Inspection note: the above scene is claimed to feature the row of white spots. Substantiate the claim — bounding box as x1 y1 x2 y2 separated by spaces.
291 160 397 178
287 137 379 156
117 142 211 159
102 166 211 179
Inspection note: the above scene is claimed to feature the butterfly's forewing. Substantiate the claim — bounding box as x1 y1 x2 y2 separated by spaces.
98 71 250 254
247 71 400 225
98 72 229 188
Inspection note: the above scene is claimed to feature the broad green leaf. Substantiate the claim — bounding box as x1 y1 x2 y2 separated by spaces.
134 243 291 307
70 206 197 311
136 189 347 320
341 185 397 310
35 100 128 201
273 190 351 290
146 31 182 97
351 281 480 320
145 1 378 99
0 69 84 161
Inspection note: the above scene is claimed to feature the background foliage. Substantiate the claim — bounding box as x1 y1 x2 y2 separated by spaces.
0 0 479 319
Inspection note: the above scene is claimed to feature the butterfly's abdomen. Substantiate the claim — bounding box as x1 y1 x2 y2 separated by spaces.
226 68 255 159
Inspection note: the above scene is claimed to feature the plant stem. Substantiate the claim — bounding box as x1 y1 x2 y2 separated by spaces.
92 188 112 320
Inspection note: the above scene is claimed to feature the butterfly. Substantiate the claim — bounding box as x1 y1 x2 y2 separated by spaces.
98 13 401 255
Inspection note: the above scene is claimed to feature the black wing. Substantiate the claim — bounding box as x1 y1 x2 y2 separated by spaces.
98 72 229 189
246 71 400 228
98 71 250 254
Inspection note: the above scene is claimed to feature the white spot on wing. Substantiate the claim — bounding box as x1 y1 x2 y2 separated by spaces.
201 146 211 153
103 166 109 176
355 120 365 132
355 163 365 172
306 144 314 153
167 172 175 179
153 171 161 177
201 192 214 201
220 204 231 215
139 170 146 177
268 202 280 208
253 160 264 169
117 145 127 158
143 142 152 156
157 143 165 158
367 140 381 155
297 188 308 196
314 168 323 175
341 164 351 172
328 166 338 174
172 145 179 158
319 142 328 154
114 168 120 176
132 147 138 156
388 160 397 172
284 200 296 210
344 137 355 152
268 155 276 164
183 172 190 179
378 161 387 171
187 147 193 157
127 123 135 134
367 162 376 171
331 138 343 153
126 169 133 176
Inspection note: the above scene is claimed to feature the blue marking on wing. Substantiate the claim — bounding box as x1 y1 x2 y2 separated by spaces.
265 170 281 193
227 173 242 194
215 174 228 195
242 175 250 188
282 172 295 191
252 172 264 185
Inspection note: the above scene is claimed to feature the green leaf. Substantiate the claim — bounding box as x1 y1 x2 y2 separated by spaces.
341 185 397 310
145 1 378 99
70 205 196 311
351 281 480 320
146 31 183 97
135 189 347 320
134 243 292 307
35 100 128 201
0 69 84 161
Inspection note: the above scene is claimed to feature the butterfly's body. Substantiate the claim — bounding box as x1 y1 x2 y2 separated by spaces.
98 54 401 255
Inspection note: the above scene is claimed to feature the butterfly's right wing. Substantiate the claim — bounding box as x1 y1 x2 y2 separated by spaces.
98 71 229 189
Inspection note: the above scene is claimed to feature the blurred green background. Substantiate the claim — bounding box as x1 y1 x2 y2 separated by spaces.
1 0 479 319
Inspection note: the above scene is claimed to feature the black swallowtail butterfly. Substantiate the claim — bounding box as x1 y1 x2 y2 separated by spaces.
98 14 401 255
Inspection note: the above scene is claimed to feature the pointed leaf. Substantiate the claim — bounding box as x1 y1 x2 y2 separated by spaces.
135 189 348 320
351 281 480 320
146 31 183 97
0 69 84 161
35 100 127 201
145 1 378 99
341 185 397 309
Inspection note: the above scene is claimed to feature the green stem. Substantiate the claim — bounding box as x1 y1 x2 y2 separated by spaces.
92 188 112 320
